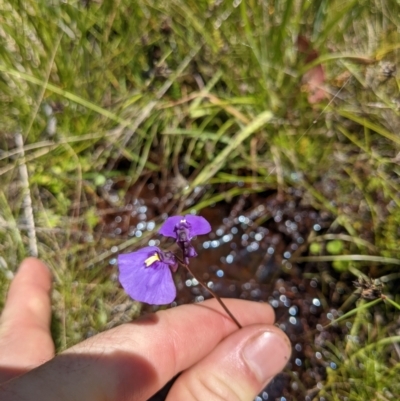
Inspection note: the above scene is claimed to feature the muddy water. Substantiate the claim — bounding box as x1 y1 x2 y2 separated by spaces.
99 181 346 400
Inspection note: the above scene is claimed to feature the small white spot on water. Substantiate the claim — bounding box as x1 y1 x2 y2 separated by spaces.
147 221 155 230
313 298 321 307
226 254 234 264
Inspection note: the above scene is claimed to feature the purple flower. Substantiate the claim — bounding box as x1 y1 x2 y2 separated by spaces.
159 215 211 240
159 215 211 261
118 246 178 305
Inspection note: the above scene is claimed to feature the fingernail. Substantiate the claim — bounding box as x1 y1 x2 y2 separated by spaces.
243 331 291 385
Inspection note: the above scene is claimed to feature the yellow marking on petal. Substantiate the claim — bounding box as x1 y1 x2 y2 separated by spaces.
145 253 160 267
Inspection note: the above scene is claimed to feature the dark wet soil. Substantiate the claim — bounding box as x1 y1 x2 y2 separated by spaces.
97 179 365 401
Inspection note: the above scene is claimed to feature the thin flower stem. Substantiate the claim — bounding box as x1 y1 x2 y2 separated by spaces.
182 262 242 329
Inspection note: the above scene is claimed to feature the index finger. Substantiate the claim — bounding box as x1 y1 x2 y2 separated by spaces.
0 257 54 383
1 299 275 401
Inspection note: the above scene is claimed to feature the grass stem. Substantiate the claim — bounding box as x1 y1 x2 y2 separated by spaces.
15 133 38 258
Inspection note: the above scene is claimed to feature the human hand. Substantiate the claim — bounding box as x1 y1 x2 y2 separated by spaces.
0 257 291 401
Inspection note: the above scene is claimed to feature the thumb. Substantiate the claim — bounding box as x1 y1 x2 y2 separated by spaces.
167 325 291 401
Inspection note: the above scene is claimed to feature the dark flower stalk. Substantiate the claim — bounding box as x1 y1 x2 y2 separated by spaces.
117 214 242 329
178 258 242 329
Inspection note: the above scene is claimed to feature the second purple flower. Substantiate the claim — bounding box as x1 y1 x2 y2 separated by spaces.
159 215 211 261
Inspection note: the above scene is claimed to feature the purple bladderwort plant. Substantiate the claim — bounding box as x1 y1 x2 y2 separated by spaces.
117 215 242 328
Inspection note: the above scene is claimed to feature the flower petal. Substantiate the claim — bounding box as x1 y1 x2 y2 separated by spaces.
184 215 211 237
159 215 211 239
118 247 176 305
158 216 183 238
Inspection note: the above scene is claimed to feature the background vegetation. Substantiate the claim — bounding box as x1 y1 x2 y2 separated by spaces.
1 0 400 399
